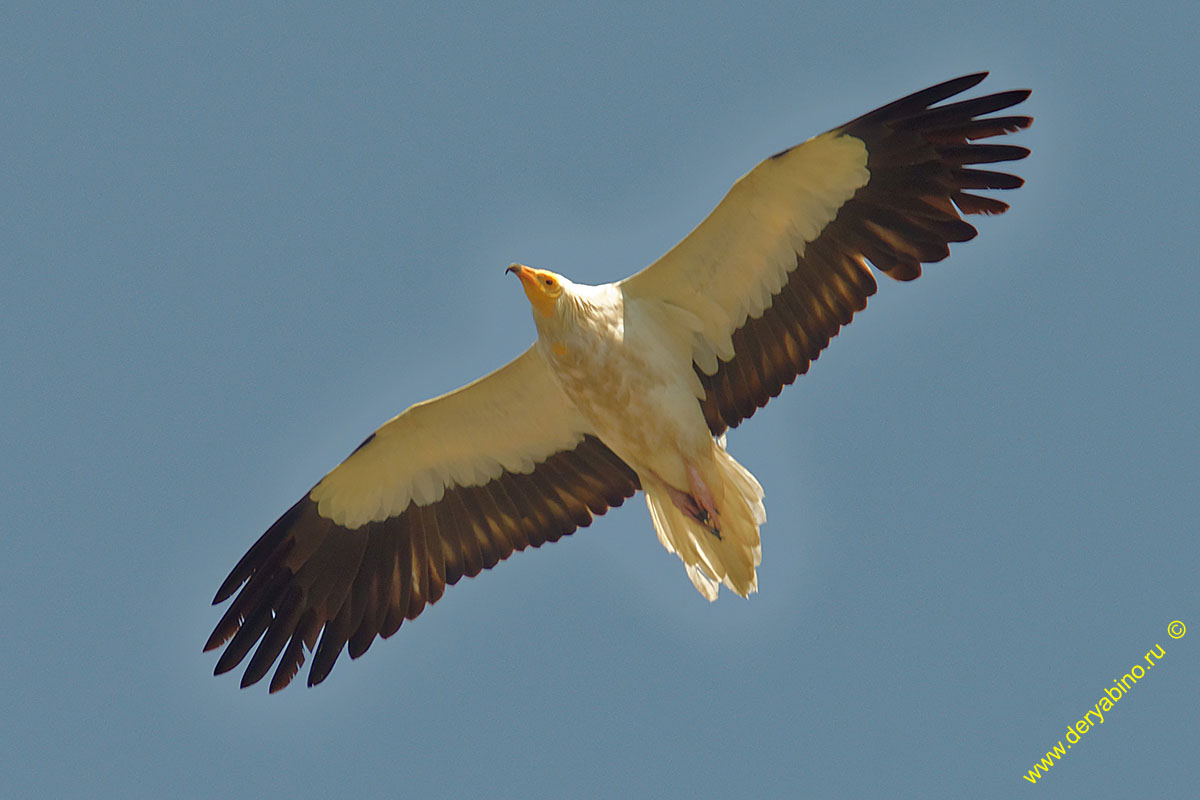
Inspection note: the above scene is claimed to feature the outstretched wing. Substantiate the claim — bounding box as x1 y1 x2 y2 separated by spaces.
621 73 1032 434
205 347 639 691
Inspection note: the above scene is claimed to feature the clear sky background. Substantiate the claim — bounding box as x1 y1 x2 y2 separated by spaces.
3 2 1197 798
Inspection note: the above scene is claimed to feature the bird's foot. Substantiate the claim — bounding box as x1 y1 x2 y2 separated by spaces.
693 508 722 539
661 463 723 539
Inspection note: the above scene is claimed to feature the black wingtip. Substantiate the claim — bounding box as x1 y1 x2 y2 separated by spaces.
212 577 241 606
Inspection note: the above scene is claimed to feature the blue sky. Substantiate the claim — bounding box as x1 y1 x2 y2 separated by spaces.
3 2 1198 797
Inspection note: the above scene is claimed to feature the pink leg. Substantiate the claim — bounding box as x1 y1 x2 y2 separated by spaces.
663 482 704 521
685 461 722 536
649 464 722 537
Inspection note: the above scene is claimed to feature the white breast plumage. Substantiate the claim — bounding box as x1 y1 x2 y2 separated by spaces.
540 286 710 490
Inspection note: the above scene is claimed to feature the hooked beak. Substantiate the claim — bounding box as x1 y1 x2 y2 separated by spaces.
506 263 556 317
506 263 539 292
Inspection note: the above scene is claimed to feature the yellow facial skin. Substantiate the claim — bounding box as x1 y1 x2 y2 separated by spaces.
506 264 563 318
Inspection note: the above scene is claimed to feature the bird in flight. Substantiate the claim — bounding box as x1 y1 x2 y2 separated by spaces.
206 73 1031 691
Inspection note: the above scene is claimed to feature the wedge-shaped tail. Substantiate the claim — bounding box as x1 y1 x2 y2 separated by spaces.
645 444 766 600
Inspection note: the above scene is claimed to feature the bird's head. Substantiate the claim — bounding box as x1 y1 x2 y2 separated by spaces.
507 264 565 318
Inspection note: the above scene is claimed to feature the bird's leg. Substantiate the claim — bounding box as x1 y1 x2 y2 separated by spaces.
662 482 702 519
685 461 722 538
659 464 723 539
651 465 723 539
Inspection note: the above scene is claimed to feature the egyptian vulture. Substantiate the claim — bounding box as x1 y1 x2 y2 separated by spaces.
207 73 1031 691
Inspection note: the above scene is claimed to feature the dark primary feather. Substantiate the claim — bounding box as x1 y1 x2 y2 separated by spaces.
206 435 638 691
699 73 1031 435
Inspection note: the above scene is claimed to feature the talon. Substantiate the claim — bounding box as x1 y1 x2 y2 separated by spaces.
694 509 722 539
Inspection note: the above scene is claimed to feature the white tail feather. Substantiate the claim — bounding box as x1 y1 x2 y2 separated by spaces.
644 446 765 600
